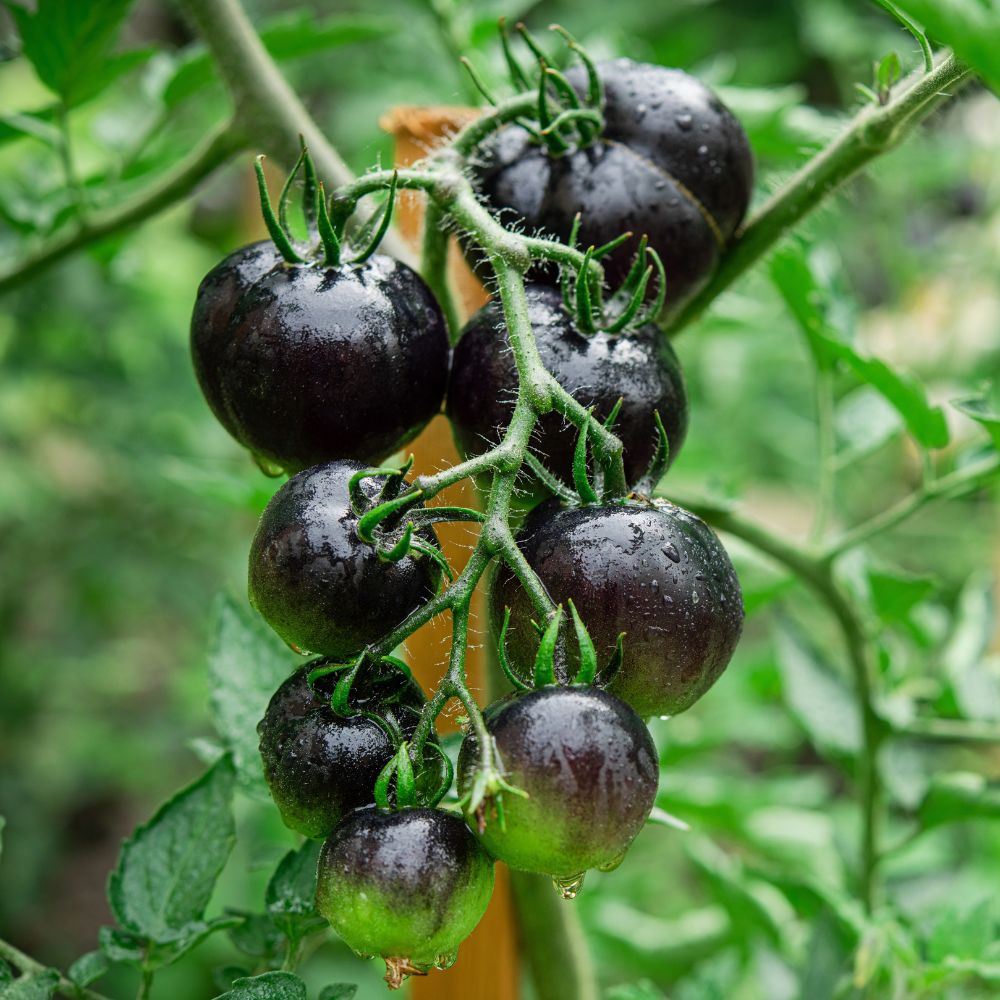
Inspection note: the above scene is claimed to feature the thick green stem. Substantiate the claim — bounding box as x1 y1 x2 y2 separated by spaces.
509 873 600 1000
0 121 244 294
668 52 971 333
420 199 462 341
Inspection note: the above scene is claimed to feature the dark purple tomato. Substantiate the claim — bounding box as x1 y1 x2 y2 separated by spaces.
316 807 494 986
248 459 440 659
470 59 754 310
492 499 744 717
258 659 442 839
457 687 658 882
199 254 449 474
446 283 687 488
190 240 282 432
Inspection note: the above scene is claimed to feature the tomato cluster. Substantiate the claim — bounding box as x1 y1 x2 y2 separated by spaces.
189 48 748 990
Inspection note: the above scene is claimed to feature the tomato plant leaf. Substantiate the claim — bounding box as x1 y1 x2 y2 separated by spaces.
4 0 149 108
0 970 60 1000
953 391 1000 451
774 619 862 757
107 756 236 943
925 898 996 963
265 841 326 941
67 951 109 989
318 987 358 1000
893 0 1000 93
208 594 298 796
918 771 1000 830
867 568 936 624
940 574 1000 721
772 244 949 449
212 971 308 1000
162 13 396 107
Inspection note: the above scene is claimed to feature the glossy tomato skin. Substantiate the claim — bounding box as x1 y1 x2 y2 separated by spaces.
447 284 687 487
470 59 753 309
457 687 658 877
258 660 441 839
215 254 448 473
492 499 744 717
316 807 494 971
190 240 282 432
248 460 440 659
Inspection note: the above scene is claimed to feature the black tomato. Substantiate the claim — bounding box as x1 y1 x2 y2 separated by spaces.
196 254 449 474
446 283 687 487
316 807 494 987
457 687 658 883
470 59 754 310
258 660 442 839
492 499 744 717
248 459 440 659
190 240 283 433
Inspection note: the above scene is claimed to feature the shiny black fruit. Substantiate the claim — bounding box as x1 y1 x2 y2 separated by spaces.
258 660 441 839
447 283 687 487
492 499 744 717
317 807 494 986
249 459 440 658
470 59 754 311
457 686 657 882
196 254 449 473
190 240 282 431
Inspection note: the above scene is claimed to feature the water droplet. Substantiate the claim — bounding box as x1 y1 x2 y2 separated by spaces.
435 952 458 970
663 594 673 604
637 103 647 114
658 714 672 721
651 579 659 591
553 872 586 899
598 851 627 873
697 144 709 155
662 543 681 563
676 113 693 130
692 590 700 605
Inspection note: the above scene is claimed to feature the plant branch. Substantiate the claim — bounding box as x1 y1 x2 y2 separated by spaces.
0 121 244 294
0 938 113 1000
665 492 884 909
668 52 972 333
897 717 1000 743
174 0 411 262
822 454 1000 559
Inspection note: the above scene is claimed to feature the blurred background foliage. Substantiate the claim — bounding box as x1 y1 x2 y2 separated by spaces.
0 0 998 998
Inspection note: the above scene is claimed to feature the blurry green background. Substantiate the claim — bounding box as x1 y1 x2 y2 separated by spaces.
1 0 998 997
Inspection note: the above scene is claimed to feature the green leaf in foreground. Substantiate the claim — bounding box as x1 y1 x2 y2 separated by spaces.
0 969 60 1000
212 971 308 1000
67 951 110 989
107 756 236 942
319 987 358 1000
208 594 298 795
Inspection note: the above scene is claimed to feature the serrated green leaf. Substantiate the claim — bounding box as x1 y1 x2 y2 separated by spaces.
772 244 949 449
97 926 145 964
918 771 1000 829
208 594 298 795
953 392 1000 451
107 756 236 942
212 971 308 1000
0 969 59 1000
774 620 862 756
318 987 357 1000
67 950 109 989
893 0 1000 93
162 13 396 106
5 0 148 108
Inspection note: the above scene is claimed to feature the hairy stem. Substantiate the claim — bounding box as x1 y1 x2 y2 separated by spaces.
420 199 462 341
669 52 972 333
